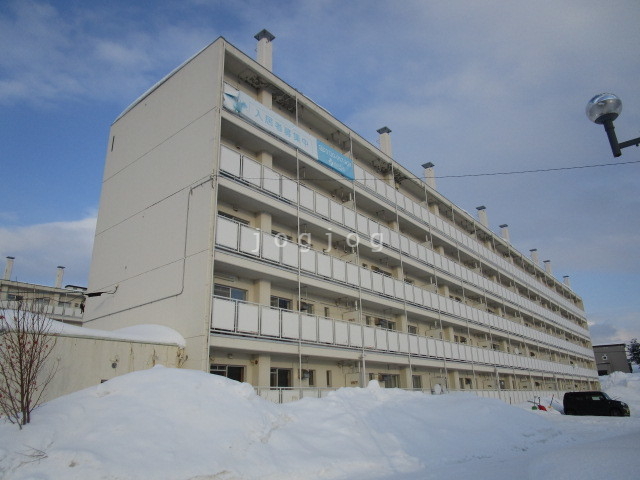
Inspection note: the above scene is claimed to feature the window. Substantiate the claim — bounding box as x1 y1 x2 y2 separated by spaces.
374 318 396 330
299 302 314 314
218 211 249 225
380 374 399 388
408 325 418 335
324 306 330 318
210 364 244 382
412 375 422 389
326 370 332 387
301 369 315 386
214 284 247 301
270 368 292 388
270 296 292 310
7 294 23 301
271 230 292 241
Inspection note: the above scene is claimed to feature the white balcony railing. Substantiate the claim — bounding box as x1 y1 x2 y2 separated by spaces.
219 146 589 338
211 296 598 380
215 215 596 363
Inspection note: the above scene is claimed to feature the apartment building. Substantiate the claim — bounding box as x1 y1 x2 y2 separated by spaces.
84 32 599 402
1 257 85 326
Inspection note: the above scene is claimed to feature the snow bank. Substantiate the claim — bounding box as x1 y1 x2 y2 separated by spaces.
600 370 640 415
0 367 559 480
1 368 639 480
55 320 186 347
1 310 186 347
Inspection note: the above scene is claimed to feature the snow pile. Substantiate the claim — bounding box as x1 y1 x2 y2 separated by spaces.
600 370 640 414
54 320 186 347
1 310 186 347
0 368 639 480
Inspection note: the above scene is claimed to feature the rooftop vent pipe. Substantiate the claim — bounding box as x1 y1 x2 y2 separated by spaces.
55 266 65 289
422 162 436 190
476 206 488 227
543 260 552 275
499 224 510 243
377 126 393 157
530 249 539 264
4 256 14 280
254 29 275 71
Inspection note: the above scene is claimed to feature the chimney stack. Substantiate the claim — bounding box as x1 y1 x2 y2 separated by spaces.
499 224 510 243
254 29 275 71
4 256 14 280
422 162 436 190
529 249 539 264
543 260 552 275
563 275 571 287
476 206 488 227
377 126 393 157
55 266 65 289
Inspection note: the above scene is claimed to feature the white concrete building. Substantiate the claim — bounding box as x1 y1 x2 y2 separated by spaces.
84 33 599 403
1 257 85 326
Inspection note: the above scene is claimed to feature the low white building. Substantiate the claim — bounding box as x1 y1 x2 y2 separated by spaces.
43 322 185 403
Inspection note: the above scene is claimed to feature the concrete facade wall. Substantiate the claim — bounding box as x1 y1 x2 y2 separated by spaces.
42 334 184 403
84 40 226 371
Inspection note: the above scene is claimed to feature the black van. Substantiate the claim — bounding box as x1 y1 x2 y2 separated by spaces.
563 391 630 416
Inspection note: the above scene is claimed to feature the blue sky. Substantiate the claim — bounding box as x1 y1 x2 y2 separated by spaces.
1 0 639 344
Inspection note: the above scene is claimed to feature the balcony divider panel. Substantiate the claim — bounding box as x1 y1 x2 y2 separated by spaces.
282 240 299 267
301 314 318 341
216 217 239 249
282 176 297 202
315 194 330 218
332 257 347 282
212 297 236 330
262 232 280 262
349 323 363 347
242 157 261 187
263 166 281 196
237 302 260 333
363 326 376 349
239 225 260 255
299 185 314 210
317 252 332 277
318 317 334 343
220 146 241 176
282 311 300 339
260 306 280 336
335 321 349 345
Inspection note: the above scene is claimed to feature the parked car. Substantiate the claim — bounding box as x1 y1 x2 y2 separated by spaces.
563 391 630 416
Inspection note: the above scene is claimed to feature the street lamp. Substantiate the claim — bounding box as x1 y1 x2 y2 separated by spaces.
586 93 640 157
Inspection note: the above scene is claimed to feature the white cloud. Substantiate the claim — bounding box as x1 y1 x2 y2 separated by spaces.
0 216 96 287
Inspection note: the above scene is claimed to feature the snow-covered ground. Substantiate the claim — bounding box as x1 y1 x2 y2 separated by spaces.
0 367 638 480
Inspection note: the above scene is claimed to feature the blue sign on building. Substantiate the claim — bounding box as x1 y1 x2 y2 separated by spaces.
223 84 355 181
316 141 355 180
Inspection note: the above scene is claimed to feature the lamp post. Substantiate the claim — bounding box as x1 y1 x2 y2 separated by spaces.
586 93 640 157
